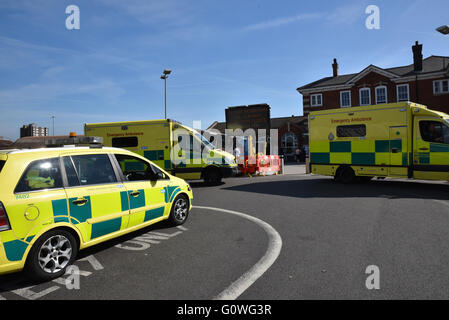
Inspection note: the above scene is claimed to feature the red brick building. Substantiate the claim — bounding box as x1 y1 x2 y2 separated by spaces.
207 114 308 161
297 42 449 115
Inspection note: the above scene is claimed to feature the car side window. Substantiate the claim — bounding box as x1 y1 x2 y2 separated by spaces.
419 121 449 144
15 158 63 193
150 163 169 180
114 154 168 181
70 154 117 185
63 156 80 187
115 154 152 181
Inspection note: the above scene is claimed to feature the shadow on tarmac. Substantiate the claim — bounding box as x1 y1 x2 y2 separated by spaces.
188 181 225 188
222 177 449 201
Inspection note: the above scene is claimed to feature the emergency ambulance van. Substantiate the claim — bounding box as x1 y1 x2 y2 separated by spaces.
84 119 239 184
308 102 449 183
0 138 192 280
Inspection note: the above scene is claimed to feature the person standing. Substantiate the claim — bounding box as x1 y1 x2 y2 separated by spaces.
234 146 241 161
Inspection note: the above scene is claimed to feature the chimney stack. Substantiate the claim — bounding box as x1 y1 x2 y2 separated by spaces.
332 58 339 77
412 41 423 72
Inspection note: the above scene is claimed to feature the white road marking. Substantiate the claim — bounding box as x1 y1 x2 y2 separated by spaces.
434 200 449 207
115 229 186 251
12 285 60 300
78 255 104 270
406 190 449 208
193 206 282 300
52 270 92 285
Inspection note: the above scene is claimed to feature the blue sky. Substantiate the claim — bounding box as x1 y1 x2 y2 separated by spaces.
0 0 448 140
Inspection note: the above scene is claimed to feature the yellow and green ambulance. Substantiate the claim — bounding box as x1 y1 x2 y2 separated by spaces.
84 119 239 185
0 143 192 280
308 102 449 183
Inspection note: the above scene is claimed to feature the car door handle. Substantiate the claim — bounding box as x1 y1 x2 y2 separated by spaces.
130 191 141 197
419 147 429 151
72 198 88 206
391 148 399 154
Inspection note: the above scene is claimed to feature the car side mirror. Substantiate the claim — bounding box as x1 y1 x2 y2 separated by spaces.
150 171 166 181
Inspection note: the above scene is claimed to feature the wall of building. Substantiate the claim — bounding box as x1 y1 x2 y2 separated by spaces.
303 72 449 114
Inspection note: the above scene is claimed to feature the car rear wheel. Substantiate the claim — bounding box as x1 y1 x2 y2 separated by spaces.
25 229 78 282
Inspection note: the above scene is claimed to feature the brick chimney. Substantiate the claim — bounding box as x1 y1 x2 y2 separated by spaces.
332 58 339 77
412 41 423 72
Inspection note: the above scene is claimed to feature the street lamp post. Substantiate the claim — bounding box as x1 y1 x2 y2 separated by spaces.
160 69 172 119
51 115 55 136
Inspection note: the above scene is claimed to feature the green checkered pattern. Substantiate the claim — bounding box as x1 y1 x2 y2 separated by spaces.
310 140 408 166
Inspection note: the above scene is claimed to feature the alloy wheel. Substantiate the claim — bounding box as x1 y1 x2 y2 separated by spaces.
38 235 73 274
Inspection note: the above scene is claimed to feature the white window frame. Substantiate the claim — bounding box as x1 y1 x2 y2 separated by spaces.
310 93 323 107
359 88 371 106
396 84 409 102
375 85 388 104
340 91 351 108
433 79 449 95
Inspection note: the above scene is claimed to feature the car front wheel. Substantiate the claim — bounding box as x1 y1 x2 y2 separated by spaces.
168 195 190 226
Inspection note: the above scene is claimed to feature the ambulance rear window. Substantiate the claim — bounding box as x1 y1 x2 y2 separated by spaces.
0 160 5 173
337 125 366 138
112 137 138 148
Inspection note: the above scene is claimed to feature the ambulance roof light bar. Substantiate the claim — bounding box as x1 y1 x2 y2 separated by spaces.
45 133 104 148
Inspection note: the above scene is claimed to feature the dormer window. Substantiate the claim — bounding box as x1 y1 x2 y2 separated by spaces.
359 88 371 106
434 79 449 95
397 84 409 101
375 86 387 104
310 94 323 107
340 91 351 108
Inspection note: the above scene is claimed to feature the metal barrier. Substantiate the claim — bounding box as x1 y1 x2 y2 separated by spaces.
237 154 282 176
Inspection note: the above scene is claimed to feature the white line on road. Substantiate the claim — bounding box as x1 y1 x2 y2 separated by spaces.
193 206 282 300
433 199 449 207
406 191 449 208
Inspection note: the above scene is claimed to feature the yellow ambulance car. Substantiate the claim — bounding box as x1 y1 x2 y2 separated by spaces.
0 140 192 280
84 119 239 185
308 102 449 183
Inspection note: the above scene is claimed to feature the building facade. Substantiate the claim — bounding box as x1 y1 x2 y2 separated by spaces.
20 123 49 138
207 111 308 161
297 42 449 115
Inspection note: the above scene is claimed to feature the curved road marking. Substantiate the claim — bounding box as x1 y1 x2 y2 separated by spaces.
194 206 282 300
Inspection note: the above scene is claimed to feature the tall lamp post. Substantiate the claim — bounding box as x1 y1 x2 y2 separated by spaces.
160 69 172 119
51 115 55 136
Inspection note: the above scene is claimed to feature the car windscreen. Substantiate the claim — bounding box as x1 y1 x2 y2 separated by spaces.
194 132 215 149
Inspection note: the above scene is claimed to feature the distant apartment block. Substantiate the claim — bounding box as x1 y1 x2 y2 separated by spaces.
20 123 49 138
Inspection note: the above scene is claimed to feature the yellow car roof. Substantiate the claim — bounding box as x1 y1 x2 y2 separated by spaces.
4 146 134 160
